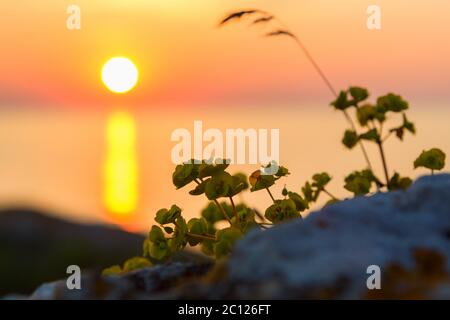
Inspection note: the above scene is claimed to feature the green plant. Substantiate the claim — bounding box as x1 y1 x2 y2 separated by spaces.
219 9 446 196
219 9 373 173
146 160 257 261
332 87 413 194
414 148 446 175
102 161 340 276
102 256 151 276
103 123 446 275
140 160 332 262
331 86 446 195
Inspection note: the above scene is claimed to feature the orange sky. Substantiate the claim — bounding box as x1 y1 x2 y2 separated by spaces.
1 0 450 108
1 1 450 231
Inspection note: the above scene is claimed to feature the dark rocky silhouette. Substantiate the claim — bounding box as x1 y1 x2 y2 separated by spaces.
0 208 144 295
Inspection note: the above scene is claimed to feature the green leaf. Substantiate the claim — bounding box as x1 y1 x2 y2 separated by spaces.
187 217 209 246
123 257 151 273
201 202 225 224
363 169 384 187
265 199 300 223
390 114 416 141
235 208 257 233
356 104 386 126
349 86 369 104
172 161 200 189
312 172 332 189
189 178 210 196
414 148 446 171
287 192 309 212
342 130 359 149
249 163 288 192
166 204 182 222
325 198 340 206
204 172 232 200
359 129 380 142
233 172 249 190
344 170 382 196
102 265 122 276
150 242 168 260
388 172 412 191
402 114 416 134
155 205 182 225
390 127 405 141
249 170 276 192
147 226 169 260
377 93 409 113
228 174 248 197
188 218 208 235
356 104 374 126
197 159 230 179
201 240 215 256
170 216 188 251
301 173 332 205
302 181 315 202
143 238 150 258
214 228 243 259
344 174 371 196
149 225 165 242
331 90 351 110
282 186 288 197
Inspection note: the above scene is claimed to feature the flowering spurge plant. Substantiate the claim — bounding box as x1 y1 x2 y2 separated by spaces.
331 86 446 196
141 160 320 262
219 9 446 193
103 161 338 275
103 88 446 275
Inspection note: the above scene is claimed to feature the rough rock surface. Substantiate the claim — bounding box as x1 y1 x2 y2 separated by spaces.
28 262 213 300
22 174 450 299
223 174 450 299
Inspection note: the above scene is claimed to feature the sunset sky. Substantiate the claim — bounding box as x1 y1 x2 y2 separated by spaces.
1 0 450 109
1 1 450 231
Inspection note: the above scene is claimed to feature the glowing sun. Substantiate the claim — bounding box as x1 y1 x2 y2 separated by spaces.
102 57 139 93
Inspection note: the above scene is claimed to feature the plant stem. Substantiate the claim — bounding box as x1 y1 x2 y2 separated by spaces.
288 30 374 172
431 169 435 175
224 10 374 172
382 131 393 142
194 178 233 225
265 187 276 203
186 232 216 241
290 37 338 98
229 196 239 226
345 111 374 172
253 209 266 223
214 199 232 225
377 141 390 188
322 188 339 201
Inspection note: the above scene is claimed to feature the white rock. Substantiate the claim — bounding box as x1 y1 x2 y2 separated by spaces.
227 174 450 298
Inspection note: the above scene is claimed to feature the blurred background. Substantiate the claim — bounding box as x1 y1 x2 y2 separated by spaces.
1 0 450 294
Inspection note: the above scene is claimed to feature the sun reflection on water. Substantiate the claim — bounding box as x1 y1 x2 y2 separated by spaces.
104 111 138 217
